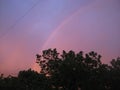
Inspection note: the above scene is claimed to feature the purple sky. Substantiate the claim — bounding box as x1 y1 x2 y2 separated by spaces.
0 0 120 76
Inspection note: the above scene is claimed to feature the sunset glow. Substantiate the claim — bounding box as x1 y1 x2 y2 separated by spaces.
0 0 120 76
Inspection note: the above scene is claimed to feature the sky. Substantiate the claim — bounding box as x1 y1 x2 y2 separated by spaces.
0 0 120 76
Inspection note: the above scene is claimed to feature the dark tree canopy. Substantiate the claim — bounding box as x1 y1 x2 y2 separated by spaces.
0 48 120 90
36 48 120 90
0 69 51 90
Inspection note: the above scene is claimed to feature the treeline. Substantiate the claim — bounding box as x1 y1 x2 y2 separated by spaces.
0 49 120 90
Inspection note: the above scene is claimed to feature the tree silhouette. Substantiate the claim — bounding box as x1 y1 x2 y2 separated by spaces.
0 74 19 90
109 57 120 90
0 49 120 90
18 69 51 90
0 69 51 90
36 48 116 90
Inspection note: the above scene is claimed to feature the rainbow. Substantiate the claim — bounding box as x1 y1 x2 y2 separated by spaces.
41 1 96 50
32 1 96 71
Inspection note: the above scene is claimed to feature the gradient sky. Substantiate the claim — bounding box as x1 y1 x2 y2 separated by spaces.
0 0 120 76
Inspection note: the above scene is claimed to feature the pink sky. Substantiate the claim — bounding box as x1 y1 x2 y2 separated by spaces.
0 0 120 76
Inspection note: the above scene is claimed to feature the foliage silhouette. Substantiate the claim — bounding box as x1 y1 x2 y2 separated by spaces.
36 48 120 90
0 69 51 90
0 48 120 90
